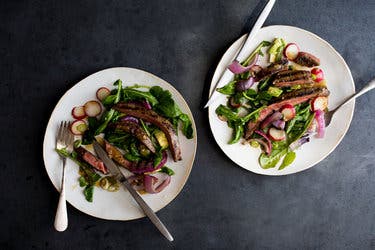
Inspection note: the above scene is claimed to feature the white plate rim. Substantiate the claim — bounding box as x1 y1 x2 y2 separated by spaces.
43 67 197 220
208 25 355 176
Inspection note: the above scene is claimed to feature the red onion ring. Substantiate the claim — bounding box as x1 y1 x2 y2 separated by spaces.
129 151 167 174
255 130 272 155
144 172 171 194
260 112 283 129
314 110 325 138
228 54 259 74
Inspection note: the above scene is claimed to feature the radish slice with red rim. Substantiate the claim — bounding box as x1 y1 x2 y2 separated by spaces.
268 127 286 141
283 43 300 61
311 68 324 82
280 104 296 121
84 100 102 117
96 87 111 101
70 120 87 135
71 106 87 119
311 96 328 111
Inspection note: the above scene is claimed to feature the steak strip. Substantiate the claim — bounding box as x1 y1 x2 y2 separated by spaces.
273 70 315 87
104 140 134 169
294 52 320 67
113 102 182 161
244 87 330 139
113 120 156 153
75 146 108 174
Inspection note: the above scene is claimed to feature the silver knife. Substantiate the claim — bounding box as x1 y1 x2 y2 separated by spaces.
93 140 174 242
204 0 276 108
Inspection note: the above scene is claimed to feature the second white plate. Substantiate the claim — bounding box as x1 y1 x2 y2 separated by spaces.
208 25 355 175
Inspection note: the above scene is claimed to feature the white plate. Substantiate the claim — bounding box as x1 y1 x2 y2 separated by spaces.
208 25 355 175
43 67 197 220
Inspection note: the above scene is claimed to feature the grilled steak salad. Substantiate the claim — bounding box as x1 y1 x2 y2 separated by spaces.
216 38 329 170
56 81 193 202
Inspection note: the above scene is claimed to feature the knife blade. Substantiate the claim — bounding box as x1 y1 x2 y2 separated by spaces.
204 0 276 108
92 140 174 242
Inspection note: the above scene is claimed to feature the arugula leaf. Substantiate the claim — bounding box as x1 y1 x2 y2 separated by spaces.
216 80 236 95
159 166 175 176
242 41 271 66
94 109 116 135
228 123 243 144
83 185 94 202
215 105 239 123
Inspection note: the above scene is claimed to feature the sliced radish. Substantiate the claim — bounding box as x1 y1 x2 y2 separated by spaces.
84 100 102 117
71 106 87 119
280 104 296 121
96 87 111 101
311 96 328 111
268 127 286 141
283 43 300 61
311 68 324 82
70 120 88 135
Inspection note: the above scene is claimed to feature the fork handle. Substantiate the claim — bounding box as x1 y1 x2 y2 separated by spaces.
333 78 375 112
54 157 68 231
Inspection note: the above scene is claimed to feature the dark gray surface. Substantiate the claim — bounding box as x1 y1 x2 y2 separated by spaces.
0 0 374 249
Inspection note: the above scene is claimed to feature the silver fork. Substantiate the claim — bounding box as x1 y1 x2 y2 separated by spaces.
325 78 375 126
54 121 74 231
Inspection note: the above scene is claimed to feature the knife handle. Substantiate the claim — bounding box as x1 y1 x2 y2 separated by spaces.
121 179 174 242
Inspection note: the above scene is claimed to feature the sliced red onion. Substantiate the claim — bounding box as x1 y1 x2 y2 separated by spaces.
272 119 286 130
127 175 145 191
129 151 167 174
144 172 171 194
228 54 259 74
289 136 310 151
255 130 272 155
121 115 139 124
260 112 283 129
235 77 255 92
249 138 271 155
314 110 325 138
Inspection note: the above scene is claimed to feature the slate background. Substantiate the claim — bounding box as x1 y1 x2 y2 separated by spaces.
0 0 374 249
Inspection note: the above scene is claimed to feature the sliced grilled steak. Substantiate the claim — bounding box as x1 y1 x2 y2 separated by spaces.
273 70 315 87
261 58 289 77
75 146 108 174
113 102 182 161
244 87 330 139
113 120 156 153
279 86 330 100
104 140 134 169
294 52 320 67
